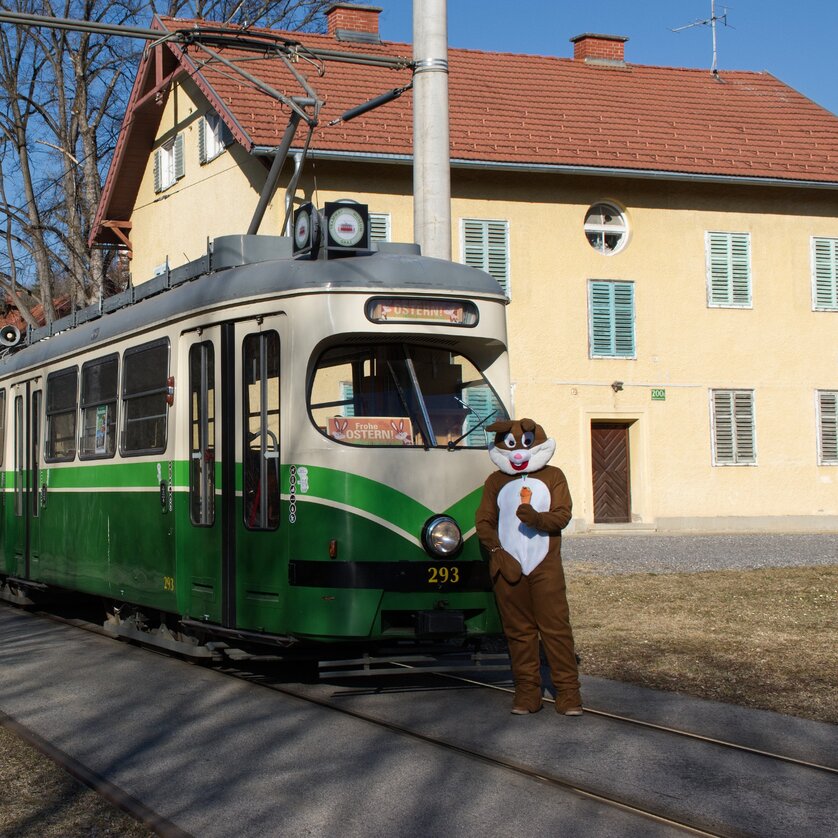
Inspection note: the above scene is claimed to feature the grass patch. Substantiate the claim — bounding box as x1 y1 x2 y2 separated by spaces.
565 564 838 723
0 725 154 838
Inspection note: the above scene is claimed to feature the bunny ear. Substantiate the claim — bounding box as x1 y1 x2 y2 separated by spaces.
486 420 514 434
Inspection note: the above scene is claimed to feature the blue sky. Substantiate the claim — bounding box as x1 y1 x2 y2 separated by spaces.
369 1 838 115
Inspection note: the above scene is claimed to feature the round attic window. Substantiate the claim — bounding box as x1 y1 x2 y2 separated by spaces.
584 202 628 254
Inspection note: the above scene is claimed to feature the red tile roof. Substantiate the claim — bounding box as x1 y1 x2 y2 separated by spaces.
92 16 838 244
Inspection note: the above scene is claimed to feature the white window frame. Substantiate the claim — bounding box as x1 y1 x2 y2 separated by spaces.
584 202 629 255
705 231 752 308
811 237 838 311
199 111 231 164
154 134 184 193
816 390 838 465
710 389 757 466
461 218 510 297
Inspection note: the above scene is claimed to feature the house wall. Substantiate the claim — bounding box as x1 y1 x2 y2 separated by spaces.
128 83 838 533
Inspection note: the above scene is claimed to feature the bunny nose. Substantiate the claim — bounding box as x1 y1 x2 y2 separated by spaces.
512 452 525 461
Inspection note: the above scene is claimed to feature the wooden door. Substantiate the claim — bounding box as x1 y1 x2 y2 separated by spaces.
591 422 631 524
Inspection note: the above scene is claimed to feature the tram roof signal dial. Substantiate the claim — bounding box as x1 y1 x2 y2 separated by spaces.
292 202 321 259
325 201 370 258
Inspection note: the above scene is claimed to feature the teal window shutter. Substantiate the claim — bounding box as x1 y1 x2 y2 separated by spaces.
712 389 756 465
818 390 838 464
339 381 355 418
462 219 509 295
812 238 838 310
707 232 751 307
589 280 635 358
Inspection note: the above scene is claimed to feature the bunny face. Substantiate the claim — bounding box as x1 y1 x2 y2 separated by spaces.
390 419 411 445
486 418 556 475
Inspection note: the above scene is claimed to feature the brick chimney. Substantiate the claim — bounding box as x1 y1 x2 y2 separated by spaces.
570 33 628 65
326 3 382 43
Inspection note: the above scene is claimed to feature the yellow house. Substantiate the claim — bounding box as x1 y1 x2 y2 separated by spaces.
92 4 838 533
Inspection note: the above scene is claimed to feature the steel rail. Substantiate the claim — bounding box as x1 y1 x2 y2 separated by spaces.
412 666 838 777
9 605 831 837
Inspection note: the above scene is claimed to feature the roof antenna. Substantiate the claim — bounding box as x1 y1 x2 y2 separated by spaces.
671 0 732 78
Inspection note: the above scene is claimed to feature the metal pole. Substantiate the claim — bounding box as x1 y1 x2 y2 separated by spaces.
247 111 301 236
412 0 451 260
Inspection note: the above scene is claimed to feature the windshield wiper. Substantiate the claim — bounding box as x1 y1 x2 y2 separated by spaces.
447 397 497 450
386 360 430 450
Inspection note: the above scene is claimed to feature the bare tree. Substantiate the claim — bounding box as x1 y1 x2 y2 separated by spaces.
0 0 338 327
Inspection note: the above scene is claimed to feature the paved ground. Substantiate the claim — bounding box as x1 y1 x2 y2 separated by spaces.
563 532 838 574
2 603 837 838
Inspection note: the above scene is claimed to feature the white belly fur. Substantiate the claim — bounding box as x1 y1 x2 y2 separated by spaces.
497 477 551 576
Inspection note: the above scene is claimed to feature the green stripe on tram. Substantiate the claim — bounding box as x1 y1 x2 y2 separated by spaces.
18 461 481 536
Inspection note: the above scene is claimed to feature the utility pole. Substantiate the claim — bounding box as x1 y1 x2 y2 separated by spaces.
412 0 451 260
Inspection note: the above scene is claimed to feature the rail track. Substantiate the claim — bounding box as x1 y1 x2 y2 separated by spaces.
3 602 835 838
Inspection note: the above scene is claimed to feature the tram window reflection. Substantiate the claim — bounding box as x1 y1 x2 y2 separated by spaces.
121 339 169 455
45 367 78 462
309 343 506 448
243 331 280 530
189 342 215 526
80 355 118 458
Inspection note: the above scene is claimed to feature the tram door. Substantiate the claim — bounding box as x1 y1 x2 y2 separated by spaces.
180 316 286 630
11 380 42 579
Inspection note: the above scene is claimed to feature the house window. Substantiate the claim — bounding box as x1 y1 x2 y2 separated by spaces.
462 218 509 296
817 391 838 464
711 389 756 465
812 237 838 310
369 212 390 243
584 202 628 254
588 280 635 358
199 111 233 164
153 134 185 193
706 232 751 307
121 339 170 454
45 367 78 462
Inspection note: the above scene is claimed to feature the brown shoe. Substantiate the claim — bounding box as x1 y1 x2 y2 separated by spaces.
511 705 542 715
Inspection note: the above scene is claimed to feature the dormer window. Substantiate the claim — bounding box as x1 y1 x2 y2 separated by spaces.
199 111 233 164
584 202 628 255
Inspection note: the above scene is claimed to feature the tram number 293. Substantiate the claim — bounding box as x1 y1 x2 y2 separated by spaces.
428 566 460 585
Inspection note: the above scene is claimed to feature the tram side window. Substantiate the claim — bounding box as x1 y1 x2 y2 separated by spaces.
122 339 170 455
189 342 215 526
243 331 280 530
45 367 78 462
13 396 23 517
80 355 118 458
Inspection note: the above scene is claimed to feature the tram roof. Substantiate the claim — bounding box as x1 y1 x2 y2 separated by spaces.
0 250 506 376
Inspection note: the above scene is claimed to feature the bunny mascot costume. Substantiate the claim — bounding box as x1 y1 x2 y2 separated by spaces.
475 418 582 716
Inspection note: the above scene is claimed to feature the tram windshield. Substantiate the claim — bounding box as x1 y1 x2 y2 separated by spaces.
309 342 508 449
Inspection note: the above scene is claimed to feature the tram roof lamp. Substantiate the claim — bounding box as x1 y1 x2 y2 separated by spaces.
612 381 624 392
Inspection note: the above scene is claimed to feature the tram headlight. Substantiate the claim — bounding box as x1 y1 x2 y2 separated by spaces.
422 515 463 558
